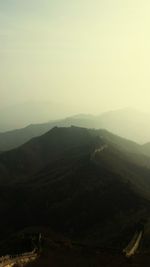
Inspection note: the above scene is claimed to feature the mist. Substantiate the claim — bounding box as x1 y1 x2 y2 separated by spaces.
1 0 150 130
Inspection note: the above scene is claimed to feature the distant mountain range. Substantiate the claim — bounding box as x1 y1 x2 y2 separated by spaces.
0 126 150 248
0 101 77 132
0 108 150 151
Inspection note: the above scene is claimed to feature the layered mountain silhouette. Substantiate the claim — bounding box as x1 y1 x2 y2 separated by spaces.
0 126 150 248
0 108 150 152
0 101 77 132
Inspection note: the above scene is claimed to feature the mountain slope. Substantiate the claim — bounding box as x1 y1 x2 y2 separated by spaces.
0 115 96 151
0 126 150 247
0 126 150 187
0 127 99 182
0 142 149 247
0 108 150 151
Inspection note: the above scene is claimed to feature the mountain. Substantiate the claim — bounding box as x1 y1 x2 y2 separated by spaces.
0 108 150 152
0 101 77 132
0 126 150 249
0 127 96 183
0 122 54 152
1 126 150 184
97 108 150 144
0 115 96 151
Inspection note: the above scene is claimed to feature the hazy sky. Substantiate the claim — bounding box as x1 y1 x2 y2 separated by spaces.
1 0 150 114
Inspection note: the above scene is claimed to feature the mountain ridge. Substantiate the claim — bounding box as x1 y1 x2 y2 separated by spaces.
0 126 150 247
0 108 150 151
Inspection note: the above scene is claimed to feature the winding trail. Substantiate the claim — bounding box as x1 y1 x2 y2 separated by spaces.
123 231 143 257
0 251 38 267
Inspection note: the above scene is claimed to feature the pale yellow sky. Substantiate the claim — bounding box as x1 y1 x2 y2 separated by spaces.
1 0 150 114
